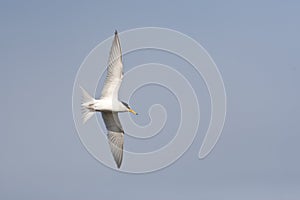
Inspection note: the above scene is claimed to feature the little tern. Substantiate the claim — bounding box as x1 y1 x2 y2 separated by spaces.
80 30 138 168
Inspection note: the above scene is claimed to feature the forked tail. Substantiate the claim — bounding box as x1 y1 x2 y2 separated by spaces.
80 86 96 124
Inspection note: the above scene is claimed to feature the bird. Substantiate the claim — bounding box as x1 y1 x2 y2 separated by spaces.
80 30 138 168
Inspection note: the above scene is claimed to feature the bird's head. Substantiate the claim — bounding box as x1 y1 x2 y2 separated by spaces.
121 101 138 115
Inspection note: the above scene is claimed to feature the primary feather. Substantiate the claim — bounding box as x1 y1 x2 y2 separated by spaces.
102 112 124 168
101 31 123 100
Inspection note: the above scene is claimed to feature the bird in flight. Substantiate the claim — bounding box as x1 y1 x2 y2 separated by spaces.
80 30 138 168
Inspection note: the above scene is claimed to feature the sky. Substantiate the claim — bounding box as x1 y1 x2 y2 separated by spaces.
1 0 300 199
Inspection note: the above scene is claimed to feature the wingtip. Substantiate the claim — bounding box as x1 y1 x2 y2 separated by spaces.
114 30 118 35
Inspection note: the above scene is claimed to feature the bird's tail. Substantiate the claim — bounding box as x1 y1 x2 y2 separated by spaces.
80 86 96 124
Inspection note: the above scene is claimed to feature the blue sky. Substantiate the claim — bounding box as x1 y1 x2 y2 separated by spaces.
1 0 299 199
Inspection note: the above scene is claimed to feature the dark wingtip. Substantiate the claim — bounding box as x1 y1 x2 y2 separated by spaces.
114 30 118 35
117 163 121 168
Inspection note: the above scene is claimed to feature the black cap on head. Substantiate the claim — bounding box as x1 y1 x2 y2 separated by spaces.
121 101 130 109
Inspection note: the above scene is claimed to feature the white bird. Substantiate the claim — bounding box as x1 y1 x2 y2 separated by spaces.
80 30 138 168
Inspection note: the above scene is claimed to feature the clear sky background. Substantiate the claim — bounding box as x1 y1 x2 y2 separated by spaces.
1 0 299 199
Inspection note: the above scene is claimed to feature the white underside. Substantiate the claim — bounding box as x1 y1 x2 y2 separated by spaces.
88 98 128 112
80 86 128 124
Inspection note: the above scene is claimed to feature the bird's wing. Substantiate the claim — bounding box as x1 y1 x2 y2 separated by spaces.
101 31 123 100
102 112 124 168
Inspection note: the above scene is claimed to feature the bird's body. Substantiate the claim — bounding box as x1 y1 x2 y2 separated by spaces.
82 98 129 113
80 31 137 168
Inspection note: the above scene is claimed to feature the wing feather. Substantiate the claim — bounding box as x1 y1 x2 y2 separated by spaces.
107 131 123 168
101 31 123 100
102 112 124 168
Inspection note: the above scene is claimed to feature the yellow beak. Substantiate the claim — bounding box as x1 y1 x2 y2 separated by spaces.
129 109 138 115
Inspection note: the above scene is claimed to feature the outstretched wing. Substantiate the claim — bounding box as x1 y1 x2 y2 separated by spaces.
101 31 123 100
102 112 124 168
